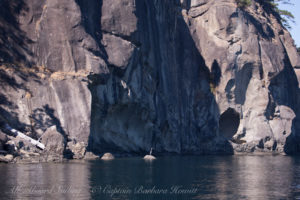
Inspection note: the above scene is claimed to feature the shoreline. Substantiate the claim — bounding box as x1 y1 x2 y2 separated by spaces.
0 151 296 164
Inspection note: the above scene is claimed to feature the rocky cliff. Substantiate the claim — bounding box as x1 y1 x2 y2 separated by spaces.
0 0 300 161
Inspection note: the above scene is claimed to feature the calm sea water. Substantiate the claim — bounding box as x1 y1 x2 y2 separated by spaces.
0 155 300 200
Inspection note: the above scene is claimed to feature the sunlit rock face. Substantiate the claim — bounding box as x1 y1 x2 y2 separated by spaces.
0 0 300 158
186 0 300 153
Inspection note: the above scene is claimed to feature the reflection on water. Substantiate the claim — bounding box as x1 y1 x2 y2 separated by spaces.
1 156 300 199
0 161 91 199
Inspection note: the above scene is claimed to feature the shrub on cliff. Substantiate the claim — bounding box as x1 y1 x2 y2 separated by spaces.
259 0 295 28
236 0 252 8
236 0 295 29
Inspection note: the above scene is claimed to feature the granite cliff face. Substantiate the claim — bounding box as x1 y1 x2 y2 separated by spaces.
0 0 300 160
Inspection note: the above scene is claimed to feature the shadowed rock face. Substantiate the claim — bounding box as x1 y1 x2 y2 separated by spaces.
219 108 240 139
0 0 300 158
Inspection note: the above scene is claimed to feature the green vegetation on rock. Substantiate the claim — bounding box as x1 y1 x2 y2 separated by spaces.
236 0 252 8
236 0 295 29
261 0 294 28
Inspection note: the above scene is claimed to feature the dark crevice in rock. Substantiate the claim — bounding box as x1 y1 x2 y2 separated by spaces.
85 48 106 60
87 73 110 86
265 93 276 120
219 108 240 139
226 12 239 35
228 38 241 45
234 63 253 105
107 64 128 78
189 9 209 18
257 38 264 80
210 59 221 87
74 0 109 63
225 79 235 101
102 30 141 48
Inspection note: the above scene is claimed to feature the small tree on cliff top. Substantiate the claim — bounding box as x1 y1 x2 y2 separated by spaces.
260 0 295 28
236 0 295 29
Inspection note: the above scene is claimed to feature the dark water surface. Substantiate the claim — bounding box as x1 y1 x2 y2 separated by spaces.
1 155 300 199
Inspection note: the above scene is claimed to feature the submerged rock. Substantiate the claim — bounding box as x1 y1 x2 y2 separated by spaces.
84 152 100 160
101 153 115 160
67 141 86 159
143 155 156 160
0 154 14 163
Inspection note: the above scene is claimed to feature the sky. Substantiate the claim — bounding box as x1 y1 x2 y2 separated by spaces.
278 0 300 47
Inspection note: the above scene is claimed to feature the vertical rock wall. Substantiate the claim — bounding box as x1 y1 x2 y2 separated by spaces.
0 0 300 157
